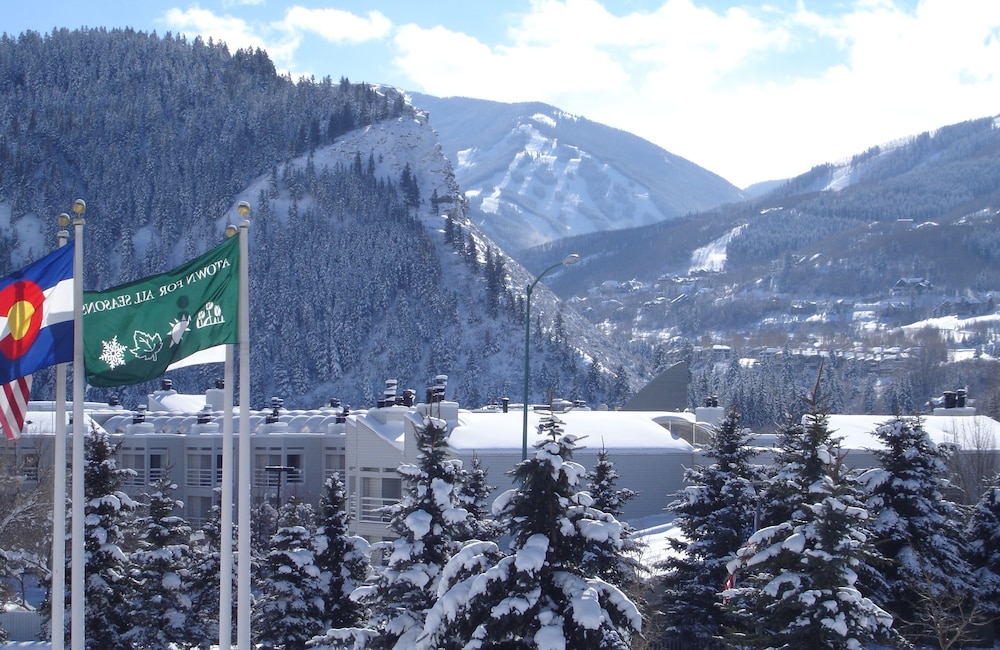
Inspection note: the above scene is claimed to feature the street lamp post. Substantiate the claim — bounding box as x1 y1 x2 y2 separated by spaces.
522 253 579 461
264 465 295 508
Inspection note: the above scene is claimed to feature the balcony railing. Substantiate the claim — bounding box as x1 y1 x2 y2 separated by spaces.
186 468 220 487
358 496 397 523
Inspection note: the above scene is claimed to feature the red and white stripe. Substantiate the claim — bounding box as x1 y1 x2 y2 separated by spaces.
0 374 31 441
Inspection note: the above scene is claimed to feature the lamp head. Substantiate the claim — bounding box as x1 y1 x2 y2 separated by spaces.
562 253 580 266
72 199 86 216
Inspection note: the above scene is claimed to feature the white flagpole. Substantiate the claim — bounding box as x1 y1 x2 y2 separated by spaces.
219 342 234 650
69 199 86 650
51 216 70 650
236 203 251 650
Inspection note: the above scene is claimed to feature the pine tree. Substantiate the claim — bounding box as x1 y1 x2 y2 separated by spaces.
859 415 976 645
313 473 371 631
125 472 203 648
0 551 9 641
420 414 641 649
187 503 237 649
724 395 899 649
253 498 326 650
348 415 473 649
455 453 500 543
654 407 763 648
964 479 1000 625
583 446 643 589
75 427 139 649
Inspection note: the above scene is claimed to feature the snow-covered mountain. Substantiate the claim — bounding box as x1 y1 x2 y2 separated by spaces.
0 30 641 409
409 93 744 254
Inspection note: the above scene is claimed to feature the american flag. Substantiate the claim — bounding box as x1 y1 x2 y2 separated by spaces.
0 374 31 441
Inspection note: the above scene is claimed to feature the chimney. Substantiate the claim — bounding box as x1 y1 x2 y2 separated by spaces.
501 397 509 413
383 379 398 407
431 375 448 402
161 378 173 392
266 397 283 424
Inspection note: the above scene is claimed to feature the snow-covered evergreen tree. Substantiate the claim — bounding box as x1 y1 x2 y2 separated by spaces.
456 453 501 543
965 479 1000 621
583 446 644 589
313 473 371 631
327 415 472 650
0 552 9 642
859 415 976 644
254 497 326 650
187 503 236 649
654 407 762 648
76 427 139 649
586 445 638 519
125 472 203 648
420 413 641 649
724 393 899 649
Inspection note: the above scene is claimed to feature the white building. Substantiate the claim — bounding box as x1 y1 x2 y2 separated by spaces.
7 378 696 542
8 378 998 543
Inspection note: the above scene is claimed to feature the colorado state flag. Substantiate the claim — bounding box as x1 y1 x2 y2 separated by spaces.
0 246 74 385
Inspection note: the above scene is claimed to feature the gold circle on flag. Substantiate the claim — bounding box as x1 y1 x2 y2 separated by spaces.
8 300 36 340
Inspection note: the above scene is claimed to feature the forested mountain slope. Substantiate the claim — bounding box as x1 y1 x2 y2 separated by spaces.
0 28 639 409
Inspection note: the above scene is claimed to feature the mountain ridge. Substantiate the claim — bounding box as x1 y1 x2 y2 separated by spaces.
409 93 745 253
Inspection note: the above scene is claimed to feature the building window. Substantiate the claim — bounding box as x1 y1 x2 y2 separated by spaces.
149 450 168 484
358 475 401 523
382 477 402 500
255 451 283 488
120 451 146 487
286 452 303 485
324 451 345 479
187 495 215 529
186 451 216 487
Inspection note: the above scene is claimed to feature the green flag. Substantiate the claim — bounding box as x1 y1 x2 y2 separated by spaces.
84 237 240 387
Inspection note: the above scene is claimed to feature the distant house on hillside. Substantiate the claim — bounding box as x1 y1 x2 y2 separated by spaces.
892 277 933 293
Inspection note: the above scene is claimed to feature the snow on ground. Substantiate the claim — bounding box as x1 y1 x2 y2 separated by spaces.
902 312 1000 343
688 224 745 274
630 513 684 574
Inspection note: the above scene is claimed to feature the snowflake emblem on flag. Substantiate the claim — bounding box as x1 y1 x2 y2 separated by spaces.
99 335 128 369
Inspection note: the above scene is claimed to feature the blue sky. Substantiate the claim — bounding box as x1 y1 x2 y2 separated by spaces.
6 0 999 188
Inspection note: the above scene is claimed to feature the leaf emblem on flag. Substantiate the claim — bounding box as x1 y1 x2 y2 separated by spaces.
131 330 163 361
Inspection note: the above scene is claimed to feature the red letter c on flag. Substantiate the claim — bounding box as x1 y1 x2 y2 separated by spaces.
0 280 45 360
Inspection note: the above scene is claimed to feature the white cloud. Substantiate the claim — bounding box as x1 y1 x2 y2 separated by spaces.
160 7 264 51
280 7 392 44
393 0 1000 186
162 0 1000 186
